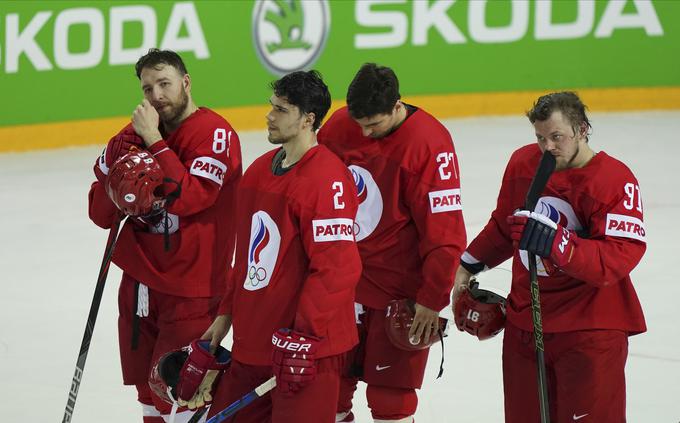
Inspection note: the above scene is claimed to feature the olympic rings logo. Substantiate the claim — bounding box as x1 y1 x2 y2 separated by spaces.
247 265 267 286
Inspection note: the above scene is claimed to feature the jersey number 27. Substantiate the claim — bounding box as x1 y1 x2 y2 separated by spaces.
436 152 457 181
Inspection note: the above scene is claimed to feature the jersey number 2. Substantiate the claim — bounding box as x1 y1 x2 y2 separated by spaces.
332 182 345 210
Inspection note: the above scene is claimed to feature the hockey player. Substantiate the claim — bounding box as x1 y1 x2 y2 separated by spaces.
318 63 467 423
187 70 362 422
87 48 242 423
453 91 646 422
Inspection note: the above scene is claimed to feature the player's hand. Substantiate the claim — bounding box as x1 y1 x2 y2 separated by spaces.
94 130 145 184
507 210 575 268
200 314 232 354
174 339 230 410
409 303 440 345
271 329 320 394
105 132 144 166
452 266 473 315
177 370 218 410
132 99 162 147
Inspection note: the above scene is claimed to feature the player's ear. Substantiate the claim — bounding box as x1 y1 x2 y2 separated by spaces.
305 111 315 129
183 74 191 91
393 100 402 115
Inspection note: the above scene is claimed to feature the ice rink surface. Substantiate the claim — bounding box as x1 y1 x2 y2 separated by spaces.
1 111 678 422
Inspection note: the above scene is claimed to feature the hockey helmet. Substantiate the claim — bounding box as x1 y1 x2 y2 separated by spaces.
385 299 449 351
454 279 506 341
106 149 165 217
149 340 231 405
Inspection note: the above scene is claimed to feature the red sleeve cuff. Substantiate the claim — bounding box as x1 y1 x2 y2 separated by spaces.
467 219 514 269
148 140 169 155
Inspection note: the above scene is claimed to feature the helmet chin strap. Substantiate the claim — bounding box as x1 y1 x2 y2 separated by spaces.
167 400 179 423
161 177 182 251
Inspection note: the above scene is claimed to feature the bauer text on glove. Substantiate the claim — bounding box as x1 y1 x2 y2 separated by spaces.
271 328 321 394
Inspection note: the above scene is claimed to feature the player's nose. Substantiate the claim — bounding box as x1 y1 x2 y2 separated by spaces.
151 86 164 102
544 139 557 152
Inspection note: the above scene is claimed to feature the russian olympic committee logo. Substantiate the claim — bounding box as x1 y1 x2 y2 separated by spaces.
349 165 383 241
148 212 179 235
244 210 281 291
252 0 330 75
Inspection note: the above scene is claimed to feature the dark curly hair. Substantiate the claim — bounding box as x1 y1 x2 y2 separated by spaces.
270 70 331 131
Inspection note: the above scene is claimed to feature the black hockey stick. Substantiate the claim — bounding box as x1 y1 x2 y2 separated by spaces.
205 376 276 423
62 216 124 423
186 407 209 423
525 151 556 423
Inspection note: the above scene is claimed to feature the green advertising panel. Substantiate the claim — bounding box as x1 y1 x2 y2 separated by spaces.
0 0 678 128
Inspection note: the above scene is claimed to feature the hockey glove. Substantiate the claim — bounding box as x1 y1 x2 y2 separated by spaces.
175 339 230 410
106 131 145 168
271 328 321 394
94 131 145 184
507 210 576 269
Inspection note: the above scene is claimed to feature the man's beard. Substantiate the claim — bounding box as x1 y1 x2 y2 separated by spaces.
159 90 189 127
562 144 581 170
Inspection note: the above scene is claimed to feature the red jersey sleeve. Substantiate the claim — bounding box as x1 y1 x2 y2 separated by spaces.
88 180 119 230
294 167 362 339
559 168 646 286
465 155 522 270
88 125 138 229
403 137 467 311
148 118 240 217
217 251 237 316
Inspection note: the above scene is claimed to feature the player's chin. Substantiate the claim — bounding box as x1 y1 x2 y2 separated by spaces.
267 134 284 145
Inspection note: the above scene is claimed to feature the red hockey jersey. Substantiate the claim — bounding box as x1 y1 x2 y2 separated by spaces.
465 143 646 334
318 106 467 311
218 145 362 365
88 107 242 298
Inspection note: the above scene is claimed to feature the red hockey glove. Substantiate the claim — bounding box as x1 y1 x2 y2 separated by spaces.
106 132 144 167
94 131 145 184
507 210 576 269
271 328 321 394
175 339 230 409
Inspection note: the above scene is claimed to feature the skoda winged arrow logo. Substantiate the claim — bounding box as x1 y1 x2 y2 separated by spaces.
252 0 330 75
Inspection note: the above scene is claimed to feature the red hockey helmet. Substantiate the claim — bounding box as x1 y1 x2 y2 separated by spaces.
106 149 165 217
454 280 506 341
149 340 231 405
149 347 188 404
385 299 449 351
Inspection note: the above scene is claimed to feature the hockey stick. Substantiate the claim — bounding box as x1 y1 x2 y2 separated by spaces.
205 376 277 423
186 407 209 423
62 216 124 423
525 150 556 423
